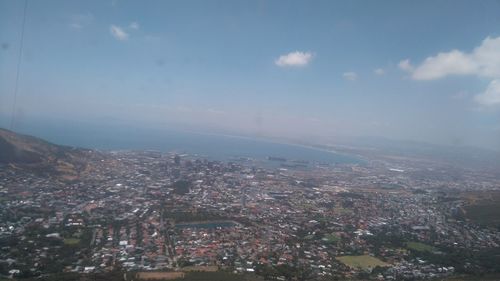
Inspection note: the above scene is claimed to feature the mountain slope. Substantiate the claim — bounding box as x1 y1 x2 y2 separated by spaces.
0 128 94 180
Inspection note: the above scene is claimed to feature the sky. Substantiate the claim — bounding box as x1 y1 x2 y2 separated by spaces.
1 0 500 150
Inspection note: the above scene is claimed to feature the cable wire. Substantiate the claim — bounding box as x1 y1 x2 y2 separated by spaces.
9 0 28 130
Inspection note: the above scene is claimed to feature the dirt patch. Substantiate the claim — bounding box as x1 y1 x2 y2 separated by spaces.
137 271 185 280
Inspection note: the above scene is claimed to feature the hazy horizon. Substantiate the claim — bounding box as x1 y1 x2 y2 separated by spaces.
2 0 500 150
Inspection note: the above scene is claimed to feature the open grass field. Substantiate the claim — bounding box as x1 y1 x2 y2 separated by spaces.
322 233 340 243
181 265 219 272
405 241 437 252
63 238 81 245
135 270 263 281
336 255 389 270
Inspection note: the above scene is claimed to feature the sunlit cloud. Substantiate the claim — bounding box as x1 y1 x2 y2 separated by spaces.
402 36 500 108
398 59 414 72
110 25 129 40
275 51 313 67
410 36 500 80
374 68 385 75
475 79 500 106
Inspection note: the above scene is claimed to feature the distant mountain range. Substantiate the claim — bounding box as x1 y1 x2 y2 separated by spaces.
308 136 500 172
0 128 95 180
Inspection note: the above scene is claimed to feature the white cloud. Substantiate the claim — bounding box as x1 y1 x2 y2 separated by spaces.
129 22 140 30
374 68 385 75
412 50 476 80
410 36 500 80
110 25 129 41
474 79 500 106
343 72 358 81
401 36 500 108
398 59 413 72
275 51 313 67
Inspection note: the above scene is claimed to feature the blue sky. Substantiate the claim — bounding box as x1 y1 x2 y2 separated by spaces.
1 0 500 149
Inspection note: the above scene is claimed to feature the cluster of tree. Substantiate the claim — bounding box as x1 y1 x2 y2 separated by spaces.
413 246 500 275
6 270 124 281
0 221 96 278
253 264 341 281
172 180 191 195
363 230 407 256
176 270 262 281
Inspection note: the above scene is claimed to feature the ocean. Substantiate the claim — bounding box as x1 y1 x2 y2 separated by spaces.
14 121 362 166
